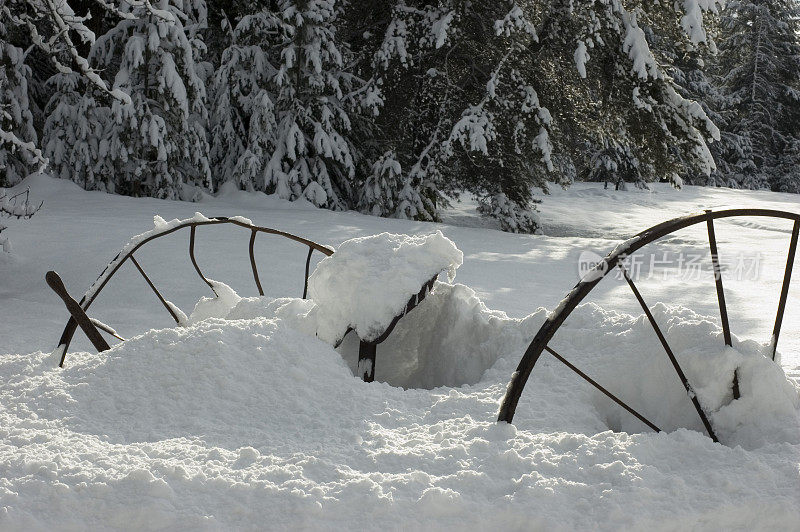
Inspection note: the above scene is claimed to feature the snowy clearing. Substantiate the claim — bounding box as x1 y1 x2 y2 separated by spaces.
0 175 799 530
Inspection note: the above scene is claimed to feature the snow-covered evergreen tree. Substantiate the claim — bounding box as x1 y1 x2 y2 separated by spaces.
209 9 281 191
586 137 644 190
0 0 113 249
560 0 721 191
351 0 722 230
41 73 112 190
89 0 211 198
715 0 800 191
363 2 560 229
0 28 41 187
211 0 366 209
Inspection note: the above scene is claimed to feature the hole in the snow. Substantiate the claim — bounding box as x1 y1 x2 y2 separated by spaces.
336 282 517 389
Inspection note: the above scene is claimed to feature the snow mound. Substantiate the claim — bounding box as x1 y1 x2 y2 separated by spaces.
1 296 798 528
187 280 242 324
553 303 800 449
52 317 364 449
308 231 463 344
190 277 798 450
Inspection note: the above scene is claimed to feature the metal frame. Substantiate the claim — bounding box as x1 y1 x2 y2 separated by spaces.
49 216 440 383
354 274 438 382
52 217 334 367
498 209 800 443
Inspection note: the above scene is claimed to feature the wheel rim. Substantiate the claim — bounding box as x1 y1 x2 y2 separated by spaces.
498 209 800 444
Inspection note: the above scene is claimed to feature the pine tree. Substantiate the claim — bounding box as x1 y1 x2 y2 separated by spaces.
90 0 211 199
559 0 721 191
357 149 415 217
362 2 560 230
209 9 281 191
0 0 112 251
715 0 800 191
211 0 367 209
0 28 40 187
348 0 722 230
41 73 112 191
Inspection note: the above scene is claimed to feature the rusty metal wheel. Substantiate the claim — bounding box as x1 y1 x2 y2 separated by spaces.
498 209 800 443
51 217 334 367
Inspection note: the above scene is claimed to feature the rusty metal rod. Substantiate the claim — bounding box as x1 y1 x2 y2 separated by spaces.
544 346 661 432
189 225 217 295
91 320 125 341
130 255 182 325
707 212 739 400
772 219 799 361
351 272 440 381
706 212 732 347
357 341 377 382
620 265 718 442
303 247 313 299
249 229 265 296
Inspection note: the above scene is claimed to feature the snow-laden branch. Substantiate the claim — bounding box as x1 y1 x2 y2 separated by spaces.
0 188 43 253
0 188 42 219
0 0 181 106
0 126 48 171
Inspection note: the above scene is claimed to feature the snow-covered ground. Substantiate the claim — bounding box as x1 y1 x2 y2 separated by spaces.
1 175 799 530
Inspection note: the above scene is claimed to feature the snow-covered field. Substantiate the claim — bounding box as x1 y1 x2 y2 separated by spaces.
1 175 799 530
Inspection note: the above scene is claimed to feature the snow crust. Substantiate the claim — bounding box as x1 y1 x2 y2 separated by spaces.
308 231 463 343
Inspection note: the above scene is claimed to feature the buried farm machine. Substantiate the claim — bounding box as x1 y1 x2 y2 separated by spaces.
47 210 799 444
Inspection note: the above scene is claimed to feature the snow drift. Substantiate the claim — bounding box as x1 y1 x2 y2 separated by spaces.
1 295 798 530
1 230 798 529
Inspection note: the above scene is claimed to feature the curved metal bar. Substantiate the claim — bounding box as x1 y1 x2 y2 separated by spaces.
55 217 334 364
367 273 438 346
498 208 800 427
302 247 314 299
190 225 217 296
249 229 265 296
355 273 438 382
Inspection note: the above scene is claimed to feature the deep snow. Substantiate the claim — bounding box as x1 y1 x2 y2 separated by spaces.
1 174 799 530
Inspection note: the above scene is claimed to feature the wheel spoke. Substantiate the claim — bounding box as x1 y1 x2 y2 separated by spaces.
544 346 660 432
620 265 719 442
189 225 216 295
772 220 799 361
130 255 183 325
303 247 314 299
706 211 732 347
249 229 264 296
